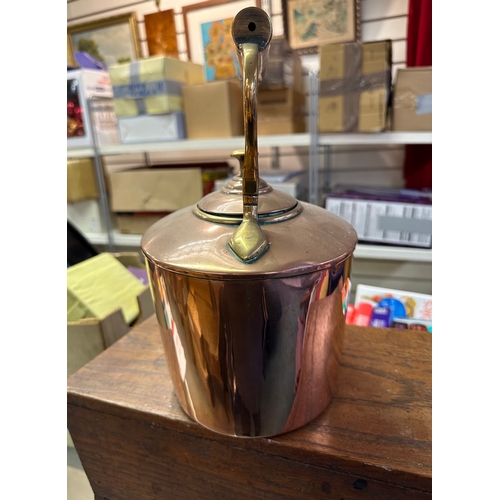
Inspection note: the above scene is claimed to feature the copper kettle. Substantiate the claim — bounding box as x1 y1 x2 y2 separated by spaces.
141 7 357 437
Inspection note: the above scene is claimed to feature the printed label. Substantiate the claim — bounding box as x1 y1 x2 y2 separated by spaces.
325 198 432 247
112 80 183 99
416 94 432 115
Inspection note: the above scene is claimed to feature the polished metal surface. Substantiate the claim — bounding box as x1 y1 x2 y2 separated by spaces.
192 202 303 225
228 10 273 263
141 6 358 438
146 257 352 437
221 150 273 195
142 202 356 279
227 43 268 262
196 187 298 218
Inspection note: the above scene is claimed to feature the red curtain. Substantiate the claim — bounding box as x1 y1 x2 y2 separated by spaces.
403 0 432 189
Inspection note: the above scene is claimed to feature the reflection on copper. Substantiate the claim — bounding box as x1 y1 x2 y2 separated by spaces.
146 259 351 437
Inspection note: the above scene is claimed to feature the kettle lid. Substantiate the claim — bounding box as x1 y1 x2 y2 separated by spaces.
195 151 302 225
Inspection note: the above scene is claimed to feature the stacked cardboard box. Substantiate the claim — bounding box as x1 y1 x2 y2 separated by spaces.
258 36 305 135
108 163 231 234
318 41 392 133
108 56 204 143
261 36 303 93
67 158 99 203
258 88 306 135
391 67 432 131
182 81 243 139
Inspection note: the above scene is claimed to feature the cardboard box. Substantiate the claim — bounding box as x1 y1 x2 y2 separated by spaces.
182 81 243 139
67 199 103 234
392 67 432 131
116 213 168 234
67 157 99 203
325 186 432 248
258 89 305 118
109 56 204 117
259 118 305 135
67 69 120 149
118 112 186 143
318 41 392 132
67 252 155 378
257 88 305 135
114 163 229 234
108 167 204 212
261 36 303 93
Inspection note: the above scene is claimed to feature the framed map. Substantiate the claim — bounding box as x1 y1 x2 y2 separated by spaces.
282 0 360 54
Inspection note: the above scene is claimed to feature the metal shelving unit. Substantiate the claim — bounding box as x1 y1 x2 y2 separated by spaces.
67 72 432 262
83 230 431 262
319 132 432 146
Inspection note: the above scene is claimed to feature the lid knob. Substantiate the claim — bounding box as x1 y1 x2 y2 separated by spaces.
228 7 272 263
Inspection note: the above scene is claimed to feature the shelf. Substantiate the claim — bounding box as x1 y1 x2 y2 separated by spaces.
96 134 311 156
67 147 95 159
73 127 432 265
319 132 432 146
86 231 431 262
68 132 431 158
353 244 431 262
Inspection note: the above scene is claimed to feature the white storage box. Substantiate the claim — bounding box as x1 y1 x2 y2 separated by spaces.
67 69 120 149
325 187 432 248
118 113 186 144
67 199 104 234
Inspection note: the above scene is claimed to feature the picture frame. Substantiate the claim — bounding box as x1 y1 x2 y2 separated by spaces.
67 12 142 68
144 9 179 58
282 0 360 55
182 0 261 82
67 35 77 67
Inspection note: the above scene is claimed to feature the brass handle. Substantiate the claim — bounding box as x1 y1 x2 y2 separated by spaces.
228 7 272 263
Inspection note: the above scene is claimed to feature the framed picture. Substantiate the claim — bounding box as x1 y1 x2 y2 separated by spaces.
282 0 360 54
67 12 142 68
182 0 261 82
67 36 76 67
144 9 179 58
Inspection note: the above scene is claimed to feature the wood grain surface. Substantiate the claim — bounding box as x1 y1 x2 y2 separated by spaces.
68 315 431 500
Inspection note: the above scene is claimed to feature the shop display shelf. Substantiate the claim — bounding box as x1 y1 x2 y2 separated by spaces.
319 132 432 146
67 86 432 268
68 132 432 157
67 147 95 159
84 230 431 263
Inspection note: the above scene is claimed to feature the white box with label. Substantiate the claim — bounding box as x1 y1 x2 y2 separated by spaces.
67 69 120 149
325 195 432 248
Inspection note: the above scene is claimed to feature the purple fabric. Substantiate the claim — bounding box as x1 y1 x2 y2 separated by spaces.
75 52 107 70
127 266 149 285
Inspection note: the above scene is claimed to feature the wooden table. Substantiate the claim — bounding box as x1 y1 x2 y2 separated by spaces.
67 315 431 500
